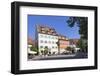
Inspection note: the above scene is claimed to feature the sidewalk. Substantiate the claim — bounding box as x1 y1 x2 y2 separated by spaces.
31 54 76 60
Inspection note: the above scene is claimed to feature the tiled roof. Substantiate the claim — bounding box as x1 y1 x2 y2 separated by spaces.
36 24 69 40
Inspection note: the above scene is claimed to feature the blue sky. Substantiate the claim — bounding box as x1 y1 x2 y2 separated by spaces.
28 15 80 40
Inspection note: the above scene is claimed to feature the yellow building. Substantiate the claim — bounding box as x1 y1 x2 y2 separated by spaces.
58 35 70 53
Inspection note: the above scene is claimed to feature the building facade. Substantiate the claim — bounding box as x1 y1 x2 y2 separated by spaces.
58 35 69 53
35 25 70 55
36 25 59 55
38 33 58 55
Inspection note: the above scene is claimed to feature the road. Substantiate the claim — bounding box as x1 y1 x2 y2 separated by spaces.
29 52 88 60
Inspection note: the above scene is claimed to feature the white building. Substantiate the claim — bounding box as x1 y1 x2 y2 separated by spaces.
35 25 70 55
35 25 59 55
38 33 58 55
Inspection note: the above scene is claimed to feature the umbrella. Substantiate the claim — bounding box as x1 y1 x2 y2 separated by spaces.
28 49 37 54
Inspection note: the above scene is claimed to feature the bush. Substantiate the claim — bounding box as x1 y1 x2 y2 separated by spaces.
44 46 48 55
30 47 38 53
65 46 75 54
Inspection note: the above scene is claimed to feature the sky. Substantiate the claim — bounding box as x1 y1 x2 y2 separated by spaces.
28 15 80 40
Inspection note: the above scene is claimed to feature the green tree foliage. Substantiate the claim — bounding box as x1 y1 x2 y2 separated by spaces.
65 46 72 51
77 39 87 52
65 46 74 53
67 17 88 39
67 17 88 52
76 39 85 49
44 46 48 55
30 47 38 54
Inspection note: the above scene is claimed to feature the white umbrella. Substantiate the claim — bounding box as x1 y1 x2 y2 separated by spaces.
28 49 37 54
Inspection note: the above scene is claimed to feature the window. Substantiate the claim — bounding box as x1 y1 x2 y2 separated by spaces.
55 47 57 49
45 41 47 43
40 40 43 43
52 41 54 44
40 46 43 48
40 35 43 37
56 37 58 39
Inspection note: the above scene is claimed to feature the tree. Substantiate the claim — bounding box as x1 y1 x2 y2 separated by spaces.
67 17 88 52
41 50 44 55
76 39 87 52
65 46 72 51
44 46 48 55
30 47 38 54
67 17 88 39
65 46 74 53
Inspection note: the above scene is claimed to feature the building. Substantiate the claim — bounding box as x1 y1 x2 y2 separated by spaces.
36 25 58 55
35 25 70 55
58 35 69 53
